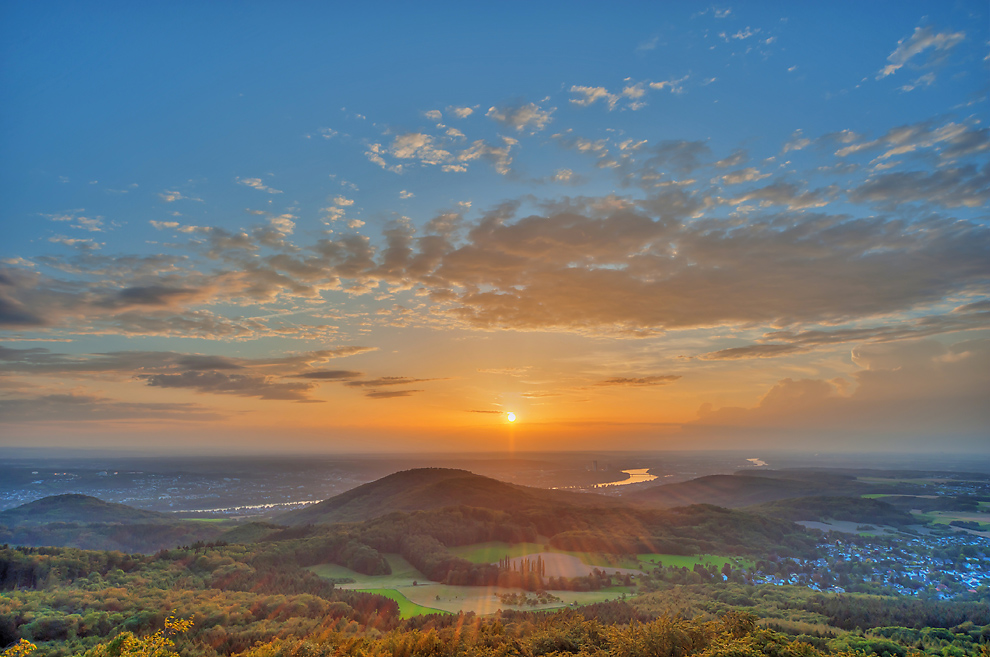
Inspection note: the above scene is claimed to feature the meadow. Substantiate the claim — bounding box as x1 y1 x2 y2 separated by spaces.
308 549 637 615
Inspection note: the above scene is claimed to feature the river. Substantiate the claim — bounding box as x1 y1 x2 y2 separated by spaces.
594 468 658 488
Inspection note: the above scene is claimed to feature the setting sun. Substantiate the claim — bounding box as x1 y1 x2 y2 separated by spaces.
507 412 516 423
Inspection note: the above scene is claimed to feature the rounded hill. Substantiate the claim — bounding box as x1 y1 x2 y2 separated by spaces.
278 467 621 526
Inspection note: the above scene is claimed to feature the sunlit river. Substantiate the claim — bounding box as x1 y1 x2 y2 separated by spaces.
594 468 658 488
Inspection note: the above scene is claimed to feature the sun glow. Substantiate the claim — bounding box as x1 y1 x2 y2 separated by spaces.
506 412 516 422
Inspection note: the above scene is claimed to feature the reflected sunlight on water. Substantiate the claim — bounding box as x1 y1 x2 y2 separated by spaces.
594 468 658 488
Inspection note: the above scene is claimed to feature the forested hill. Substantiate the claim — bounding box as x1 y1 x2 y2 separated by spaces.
0 494 227 553
626 472 870 508
0 494 168 526
278 467 624 526
749 495 917 526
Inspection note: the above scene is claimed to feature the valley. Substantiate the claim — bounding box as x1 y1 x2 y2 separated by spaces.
1 455 988 657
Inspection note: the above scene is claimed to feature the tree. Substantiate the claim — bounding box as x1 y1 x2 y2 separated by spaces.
83 613 192 657
1 640 36 657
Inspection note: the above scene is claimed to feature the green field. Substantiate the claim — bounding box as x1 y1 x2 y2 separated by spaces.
447 542 753 572
307 553 427 588
911 511 990 531
449 541 640 569
308 552 633 616
636 554 753 570
183 517 229 523
355 588 451 618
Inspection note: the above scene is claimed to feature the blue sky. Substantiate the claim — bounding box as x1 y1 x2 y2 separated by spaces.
1 1 988 453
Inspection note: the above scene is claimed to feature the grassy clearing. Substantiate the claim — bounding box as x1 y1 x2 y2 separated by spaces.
449 542 753 572
449 541 548 563
449 541 640 569
404 582 633 615
355 588 450 618
636 554 753 570
308 552 636 616
183 517 228 523
857 477 940 485
919 511 990 530
307 553 428 589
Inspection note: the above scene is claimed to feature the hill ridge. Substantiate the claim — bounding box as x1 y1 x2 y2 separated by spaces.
0 493 169 526
278 467 623 526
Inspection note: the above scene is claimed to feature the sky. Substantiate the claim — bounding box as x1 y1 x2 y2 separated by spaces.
1 1 988 455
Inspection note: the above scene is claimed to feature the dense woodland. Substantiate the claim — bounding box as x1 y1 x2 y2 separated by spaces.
1 469 989 657
1 512 989 657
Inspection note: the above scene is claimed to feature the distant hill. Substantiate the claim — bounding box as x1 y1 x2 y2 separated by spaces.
625 473 869 508
278 467 622 526
748 495 917 526
0 494 169 526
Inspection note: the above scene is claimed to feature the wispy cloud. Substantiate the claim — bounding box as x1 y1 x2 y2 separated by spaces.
486 102 554 133
877 26 965 79
236 177 283 194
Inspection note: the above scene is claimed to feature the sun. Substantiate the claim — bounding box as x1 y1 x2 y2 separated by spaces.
506 412 516 423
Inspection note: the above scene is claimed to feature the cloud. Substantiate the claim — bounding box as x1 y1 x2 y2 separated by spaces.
648 76 688 94
834 120 989 163
44 210 104 232
641 140 711 175
365 143 391 169
364 389 423 399
0 393 222 422
720 168 771 185
726 180 834 210
714 150 747 168
399 190 415 199
569 79 682 112
458 137 517 175
141 370 319 401
0 346 373 377
898 72 936 92
97 285 205 309
236 177 283 194
486 102 553 133
389 133 453 167
374 203 989 336
468 409 503 414
291 370 363 380
158 190 202 203
698 344 807 360
447 106 474 119
697 304 990 360
637 36 658 52
598 375 681 386
570 86 619 110
877 26 965 79
343 376 437 388
849 163 990 208
690 338 990 447
781 130 811 154
477 367 530 376
551 169 580 184
49 236 101 250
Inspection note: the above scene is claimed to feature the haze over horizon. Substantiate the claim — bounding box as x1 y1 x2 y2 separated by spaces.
1 2 988 454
